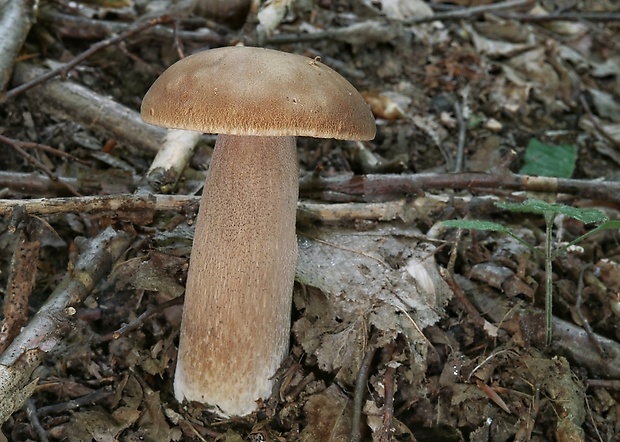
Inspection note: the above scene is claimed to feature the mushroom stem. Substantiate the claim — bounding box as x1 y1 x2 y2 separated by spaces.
174 134 298 416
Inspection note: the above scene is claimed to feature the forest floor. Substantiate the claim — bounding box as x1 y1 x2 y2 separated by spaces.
1 0 620 441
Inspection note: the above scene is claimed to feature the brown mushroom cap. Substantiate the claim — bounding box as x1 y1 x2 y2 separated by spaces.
141 46 376 140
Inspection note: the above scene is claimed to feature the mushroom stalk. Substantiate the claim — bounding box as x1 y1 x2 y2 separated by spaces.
174 134 298 416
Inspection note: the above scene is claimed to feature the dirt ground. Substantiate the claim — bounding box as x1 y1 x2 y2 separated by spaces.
1 0 620 441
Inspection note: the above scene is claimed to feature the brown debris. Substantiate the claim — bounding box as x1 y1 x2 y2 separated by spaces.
1 0 620 439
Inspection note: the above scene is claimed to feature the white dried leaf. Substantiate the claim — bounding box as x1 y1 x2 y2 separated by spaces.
334 21 401 45
467 24 532 58
379 0 432 21
589 89 620 122
295 228 452 385
411 114 449 147
257 0 292 36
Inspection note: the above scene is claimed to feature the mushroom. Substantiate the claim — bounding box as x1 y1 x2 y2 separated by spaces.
141 46 375 416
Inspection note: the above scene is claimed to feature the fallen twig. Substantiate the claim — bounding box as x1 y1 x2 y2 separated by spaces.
0 0 38 92
36 385 114 417
0 227 134 424
38 9 224 44
1 135 83 197
496 11 620 22
9 63 168 156
380 344 398 442
351 344 377 442
108 295 184 341
136 130 202 194
1 15 171 104
461 276 620 379
0 225 40 354
26 399 49 442
266 0 532 46
404 0 532 24
4 169 620 207
2 171 620 221
299 172 620 206
0 134 91 165
0 171 121 197
0 194 196 217
574 264 605 357
453 100 466 173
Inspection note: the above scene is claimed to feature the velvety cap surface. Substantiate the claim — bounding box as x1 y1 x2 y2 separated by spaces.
141 46 376 140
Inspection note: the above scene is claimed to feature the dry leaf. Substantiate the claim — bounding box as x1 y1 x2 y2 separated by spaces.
300 384 351 442
257 0 292 36
110 251 186 298
295 228 451 385
374 0 433 21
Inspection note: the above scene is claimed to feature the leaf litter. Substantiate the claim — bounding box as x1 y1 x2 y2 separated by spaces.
1 0 620 440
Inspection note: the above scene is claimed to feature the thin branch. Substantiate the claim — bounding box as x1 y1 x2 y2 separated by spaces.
8 63 168 156
380 344 398 442
299 173 620 206
39 9 223 44
0 194 196 217
0 227 40 354
465 279 620 379
440 267 487 329
0 0 38 92
351 344 376 442
25 399 49 442
0 227 134 423
496 12 620 22
453 100 466 173
109 295 184 341
574 264 605 356
404 0 533 24
267 0 532 46
0 135 83 197
4 169 620 205
0 171 111 197
3 171 620 220
1 15 172 103
36 386 114 417
0 134 90 165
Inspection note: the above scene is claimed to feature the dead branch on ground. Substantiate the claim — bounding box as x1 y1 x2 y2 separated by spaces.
0 227 134 423
9 63 168 156
0 0 38 92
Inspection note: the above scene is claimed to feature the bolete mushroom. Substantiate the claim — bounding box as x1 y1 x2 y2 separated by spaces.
141 46 375 416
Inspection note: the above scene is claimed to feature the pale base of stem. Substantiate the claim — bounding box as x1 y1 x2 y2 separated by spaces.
174 134 298 416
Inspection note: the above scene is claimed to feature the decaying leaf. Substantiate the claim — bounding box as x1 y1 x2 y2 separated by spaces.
364 400 415 441
364 0 433 21
468 23 533 58
294 228 452 385
299 384 351 442
361 90 410 120
110 250 186 298
588 88 620 122
529 4 588 37
64 409 138 442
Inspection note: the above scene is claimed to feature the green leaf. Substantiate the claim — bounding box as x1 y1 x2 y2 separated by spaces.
442 220 512 233
554 220 620 257
597 220 620 230
495 200 608 224
519 138 577 178
468 114 484 129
